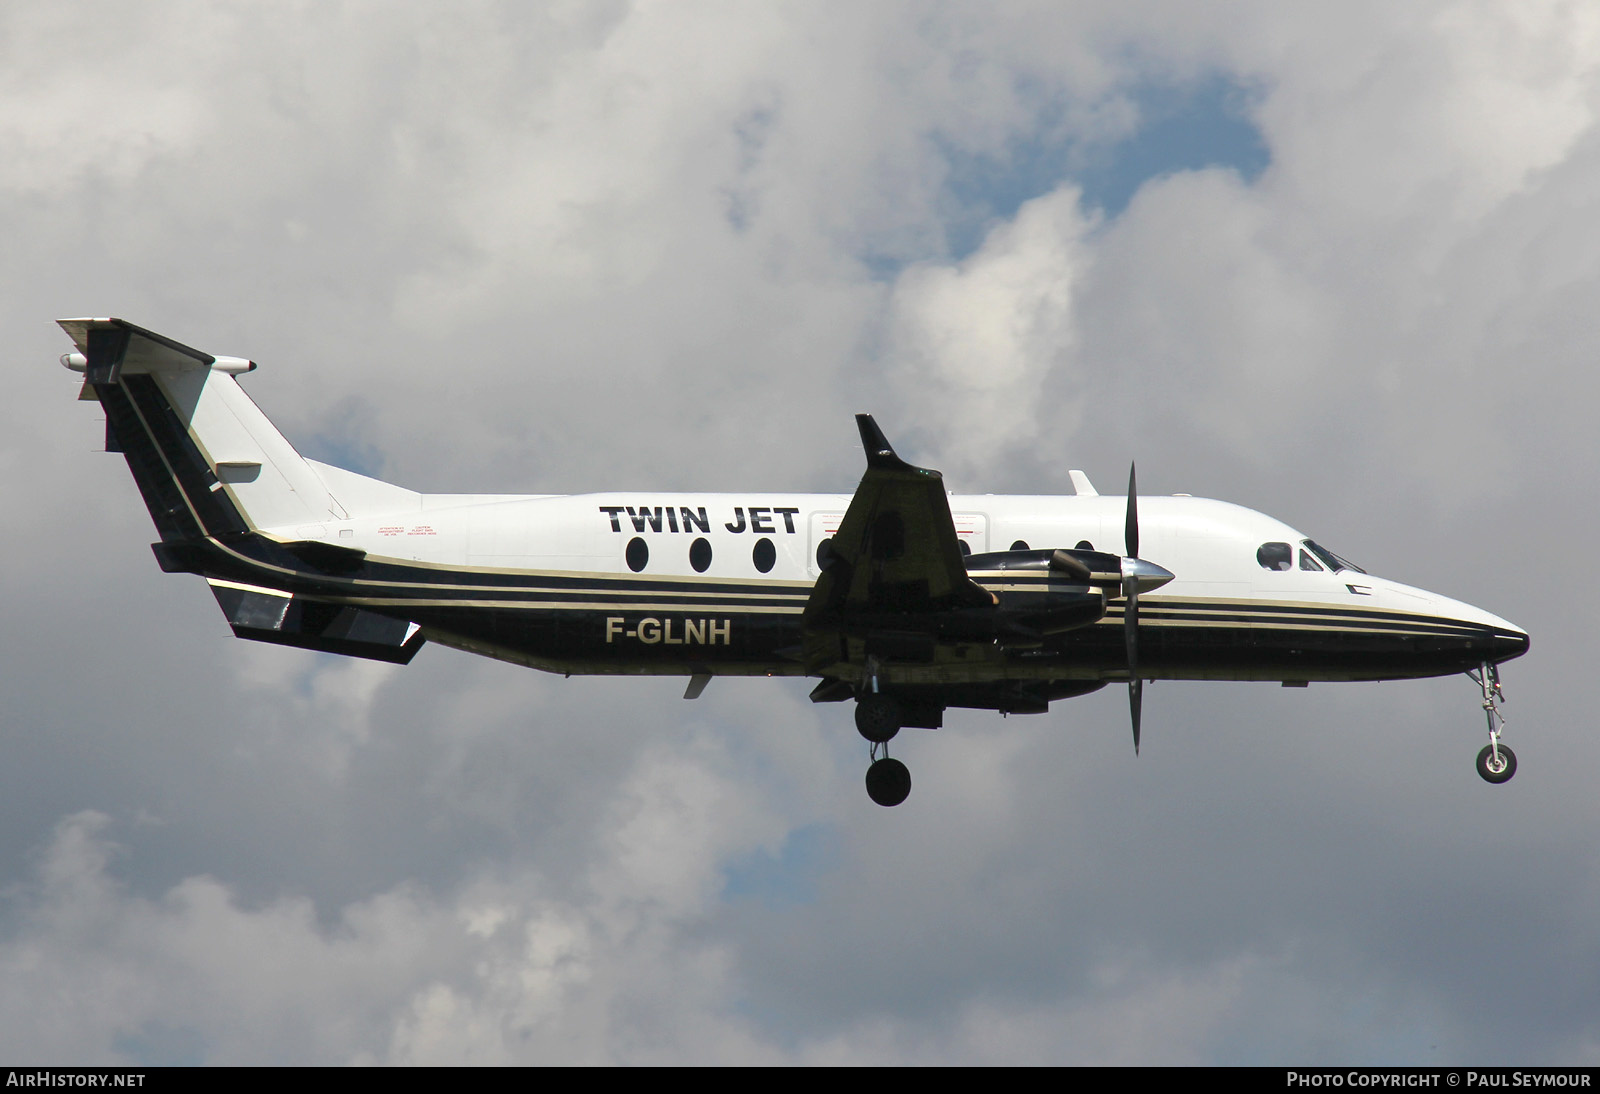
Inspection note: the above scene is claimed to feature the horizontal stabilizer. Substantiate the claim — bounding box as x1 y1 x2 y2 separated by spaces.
282 539 368 575
58 317 255 383
209 581 423 665
152 540 214 575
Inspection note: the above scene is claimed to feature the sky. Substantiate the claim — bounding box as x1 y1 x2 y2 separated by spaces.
1 0 1597 1066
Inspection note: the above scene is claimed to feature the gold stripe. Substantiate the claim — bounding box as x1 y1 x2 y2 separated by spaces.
205 578 290 598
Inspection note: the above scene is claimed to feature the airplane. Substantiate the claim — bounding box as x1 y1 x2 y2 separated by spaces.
59 318 1530 806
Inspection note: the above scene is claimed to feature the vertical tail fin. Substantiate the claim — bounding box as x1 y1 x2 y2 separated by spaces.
61 318 347 539
63 318 428 665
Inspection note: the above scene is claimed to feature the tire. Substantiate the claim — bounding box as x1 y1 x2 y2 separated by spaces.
866 757 912 807
854 695 901 743
1476 743 1517 784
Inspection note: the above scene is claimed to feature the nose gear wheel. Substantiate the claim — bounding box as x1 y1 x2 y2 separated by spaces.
1476 742 1517 784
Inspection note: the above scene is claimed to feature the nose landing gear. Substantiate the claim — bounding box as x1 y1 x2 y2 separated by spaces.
1469 662 1516 784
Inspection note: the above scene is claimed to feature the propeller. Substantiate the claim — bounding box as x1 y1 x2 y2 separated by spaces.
1123 463 1142 755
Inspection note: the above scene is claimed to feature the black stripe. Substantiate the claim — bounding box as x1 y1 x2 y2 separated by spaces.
1141 608 1481 639
1148 597 1469 626
977 581 1497 633
1119 607 1492 639
97 381 206 543
121 374 251 537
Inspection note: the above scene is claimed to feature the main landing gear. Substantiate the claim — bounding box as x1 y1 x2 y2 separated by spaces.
855 690 911 807
855 694 901 745
1470 661 1516 785
866 746 911 808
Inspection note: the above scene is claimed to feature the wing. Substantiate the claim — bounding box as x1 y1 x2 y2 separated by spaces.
802 416 992 671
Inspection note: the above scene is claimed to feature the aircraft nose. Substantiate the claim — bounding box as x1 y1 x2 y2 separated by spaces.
1447 601 1529 666
1486 626 1530 665
1396 582 1530 669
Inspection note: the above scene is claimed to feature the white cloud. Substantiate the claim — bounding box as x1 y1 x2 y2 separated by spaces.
886 187 1094 478
0 813 1462 1065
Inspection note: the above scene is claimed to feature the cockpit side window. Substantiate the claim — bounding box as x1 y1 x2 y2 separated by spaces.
1299 549 1324 571
1257 542 1292 571
1304 540 1367 574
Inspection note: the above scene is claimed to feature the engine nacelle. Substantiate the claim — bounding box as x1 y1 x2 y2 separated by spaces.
962 548 1117 640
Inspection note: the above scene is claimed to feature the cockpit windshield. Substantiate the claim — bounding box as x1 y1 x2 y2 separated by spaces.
1303 540 1366 574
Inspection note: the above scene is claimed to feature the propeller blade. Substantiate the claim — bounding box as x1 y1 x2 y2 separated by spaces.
1125 462 1138 560
1130 678 1142 755
1124 575 1138 666
1124 461 1142 755
1125 577 1140 754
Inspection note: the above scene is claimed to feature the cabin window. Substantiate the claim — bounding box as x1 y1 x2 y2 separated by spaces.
1011 540 1030 551
816 538 833 569
1076 540 1094 551
958 540 971 556
753 537 776 573
1257 542 1292 571
1298 549 1325 571
626 537 649 572
689 537 712 573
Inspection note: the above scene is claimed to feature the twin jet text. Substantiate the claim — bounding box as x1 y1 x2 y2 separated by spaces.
599 505 801 535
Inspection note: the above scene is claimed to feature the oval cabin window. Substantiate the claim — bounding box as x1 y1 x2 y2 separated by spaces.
626 537 649 572
753 537 776 573
689 537 712 573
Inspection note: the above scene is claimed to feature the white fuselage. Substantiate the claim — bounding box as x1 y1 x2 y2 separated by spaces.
286 478 1520 644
